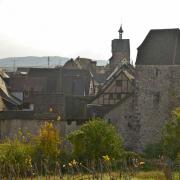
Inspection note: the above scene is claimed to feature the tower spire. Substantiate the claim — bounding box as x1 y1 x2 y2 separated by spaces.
118 24 123 39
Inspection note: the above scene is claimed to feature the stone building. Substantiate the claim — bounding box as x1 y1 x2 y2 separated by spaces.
109 25 130 70
64 56 110 93
88 28 180 152
88 59 135 149
134 28 180 151
88 61 135 114
105 28 180 151
0 26 132 141
0 66 94 139
1 27 180 153
8 67 95 121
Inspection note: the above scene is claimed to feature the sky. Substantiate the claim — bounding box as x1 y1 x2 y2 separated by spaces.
0 0 180 62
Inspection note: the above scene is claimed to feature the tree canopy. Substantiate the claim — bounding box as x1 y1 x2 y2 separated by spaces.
68 118 124 160
161 108 180 160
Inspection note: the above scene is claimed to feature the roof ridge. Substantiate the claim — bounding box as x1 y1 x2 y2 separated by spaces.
149 28 179 32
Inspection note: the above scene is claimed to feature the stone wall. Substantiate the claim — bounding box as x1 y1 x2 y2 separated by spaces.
0 119 79 141
135 65 180 151
104 95 136 150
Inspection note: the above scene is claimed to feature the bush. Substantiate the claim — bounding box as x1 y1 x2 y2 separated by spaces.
67 118 124 161
161 108 180 160
32 122 60 168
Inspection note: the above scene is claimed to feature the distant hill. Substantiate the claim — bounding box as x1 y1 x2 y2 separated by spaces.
0 56 108 72
0 56 68 71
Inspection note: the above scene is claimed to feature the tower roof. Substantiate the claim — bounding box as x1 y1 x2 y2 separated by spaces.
118 25 123 33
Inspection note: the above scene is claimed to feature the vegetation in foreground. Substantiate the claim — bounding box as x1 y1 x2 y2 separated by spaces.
0 109 180 179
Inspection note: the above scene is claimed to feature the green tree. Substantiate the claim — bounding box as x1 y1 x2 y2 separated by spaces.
161 108 180 160
68 118 123 160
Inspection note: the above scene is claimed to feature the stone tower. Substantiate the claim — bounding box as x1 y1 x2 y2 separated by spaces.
109 25 130 70
135 28 180 151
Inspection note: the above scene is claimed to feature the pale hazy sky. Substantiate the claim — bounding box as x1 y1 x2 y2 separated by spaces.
0 0 180 62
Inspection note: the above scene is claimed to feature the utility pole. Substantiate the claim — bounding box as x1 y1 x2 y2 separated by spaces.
48 56 50 68
13 57 16 72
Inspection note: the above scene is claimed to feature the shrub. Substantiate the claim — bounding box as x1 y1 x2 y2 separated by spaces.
0 122 61 177
32 122 60 168
161 108 180 160
67 118 124 161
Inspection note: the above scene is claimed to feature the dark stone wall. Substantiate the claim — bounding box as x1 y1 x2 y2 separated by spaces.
25 93 65 118
104 95 136 150
135 65 180 151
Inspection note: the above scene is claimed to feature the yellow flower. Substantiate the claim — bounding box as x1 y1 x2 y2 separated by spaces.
68 163 72 167
139 161 145 165
102 155 110 161
72 159 77 166
134 164 138 167
49 107 53 112
63 164 66 167
57 115 61 121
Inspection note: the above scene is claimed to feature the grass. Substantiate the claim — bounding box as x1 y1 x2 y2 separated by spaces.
22 171 180 179
132 171 165 180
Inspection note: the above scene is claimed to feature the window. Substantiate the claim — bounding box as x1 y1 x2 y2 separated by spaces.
116 80 122 87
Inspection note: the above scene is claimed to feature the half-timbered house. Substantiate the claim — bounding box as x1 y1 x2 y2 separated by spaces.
88 59 135 117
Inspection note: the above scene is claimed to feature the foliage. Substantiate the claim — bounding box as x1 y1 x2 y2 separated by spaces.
32 122 60 165
0 137 32 177
0 122 61 177
161 108 180 160
67 118 124 160
143 143 163 159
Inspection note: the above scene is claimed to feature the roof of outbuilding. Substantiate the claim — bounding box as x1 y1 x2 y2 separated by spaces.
136 28 180 65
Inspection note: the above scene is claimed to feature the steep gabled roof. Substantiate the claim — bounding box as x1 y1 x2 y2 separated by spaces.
101 63 134 92
0 69 9 79
0 76 21 106
90 63 135 101
136 28 180 65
